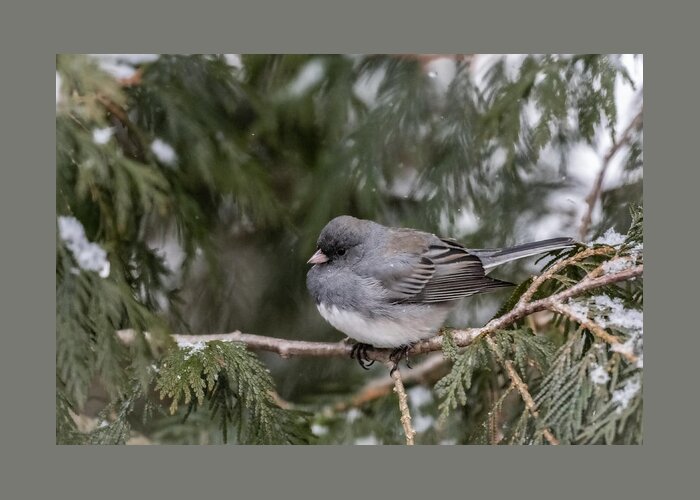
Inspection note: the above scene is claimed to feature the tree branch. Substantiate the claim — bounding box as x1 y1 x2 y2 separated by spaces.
546 302 638 364
116 255 641 445
409 263 642 357
117 262 642 364
485 336 559 445
579 110 643 240
517 247 614 305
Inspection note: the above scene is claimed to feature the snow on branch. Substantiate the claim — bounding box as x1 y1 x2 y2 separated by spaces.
58 216 110 278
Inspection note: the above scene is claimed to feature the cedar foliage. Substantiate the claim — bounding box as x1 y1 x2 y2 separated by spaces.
437 210 643 444
56 54 642 444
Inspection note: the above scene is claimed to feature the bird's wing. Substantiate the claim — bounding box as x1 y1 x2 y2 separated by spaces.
364 229 437 301
413 237 514 303
372 232 513 304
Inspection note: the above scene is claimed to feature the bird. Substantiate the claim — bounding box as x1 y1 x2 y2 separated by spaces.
306 215 576 371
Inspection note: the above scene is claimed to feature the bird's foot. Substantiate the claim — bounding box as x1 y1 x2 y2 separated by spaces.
350 342 375 370
389 344 415 376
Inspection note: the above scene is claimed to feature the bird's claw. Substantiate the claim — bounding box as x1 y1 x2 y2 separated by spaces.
388 344 414 375
350 343 375 370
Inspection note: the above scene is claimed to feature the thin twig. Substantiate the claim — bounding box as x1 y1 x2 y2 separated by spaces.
579 110 643 240
388 363 416 445
485 336 559 445
517 247 614 305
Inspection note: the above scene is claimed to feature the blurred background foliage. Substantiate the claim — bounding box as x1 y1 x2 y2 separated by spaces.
56 54 642 444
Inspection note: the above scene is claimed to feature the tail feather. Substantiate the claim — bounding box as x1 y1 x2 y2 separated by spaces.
472 237 577 270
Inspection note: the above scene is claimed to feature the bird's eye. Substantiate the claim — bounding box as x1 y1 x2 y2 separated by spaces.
337 248 346 256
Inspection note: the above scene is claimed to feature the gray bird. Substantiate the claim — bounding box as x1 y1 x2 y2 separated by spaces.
306 215 576 370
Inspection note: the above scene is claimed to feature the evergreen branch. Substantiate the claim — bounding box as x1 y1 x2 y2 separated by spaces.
484 336 559 445
414 262 642 355
578 109 643 240
155 341 311 444
518 246 614 305
117 261 642 363
546 302 638 364
388 363 416 445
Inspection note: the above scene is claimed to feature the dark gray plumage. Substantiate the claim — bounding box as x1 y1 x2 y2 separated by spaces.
306 215 575 349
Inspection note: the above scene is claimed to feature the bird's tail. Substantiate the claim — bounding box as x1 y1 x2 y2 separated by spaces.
472 237 577 270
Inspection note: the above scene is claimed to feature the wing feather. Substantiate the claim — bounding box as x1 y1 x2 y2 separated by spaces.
377 235 513 304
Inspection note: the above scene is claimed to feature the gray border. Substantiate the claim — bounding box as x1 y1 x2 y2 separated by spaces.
3 0 690 498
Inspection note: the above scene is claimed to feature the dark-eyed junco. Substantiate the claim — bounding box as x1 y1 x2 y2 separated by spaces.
306 215 575 369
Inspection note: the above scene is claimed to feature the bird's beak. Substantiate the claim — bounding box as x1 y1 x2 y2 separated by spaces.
307 249 329 265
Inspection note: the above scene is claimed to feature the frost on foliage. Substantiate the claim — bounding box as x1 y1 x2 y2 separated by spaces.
602 257 635 275
611 338 636 357
570 294 643 339
612 378 641 413
567 294 643 365
151 139 177 166
58 216 110 278
567 299 590 319
590 295 643 334
589 364 610 385
92 127 114 145
177 339 208 360
593 228 626 246
602 243 643 275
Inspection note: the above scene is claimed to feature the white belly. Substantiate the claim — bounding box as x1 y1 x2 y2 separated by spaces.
316 303 445 348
